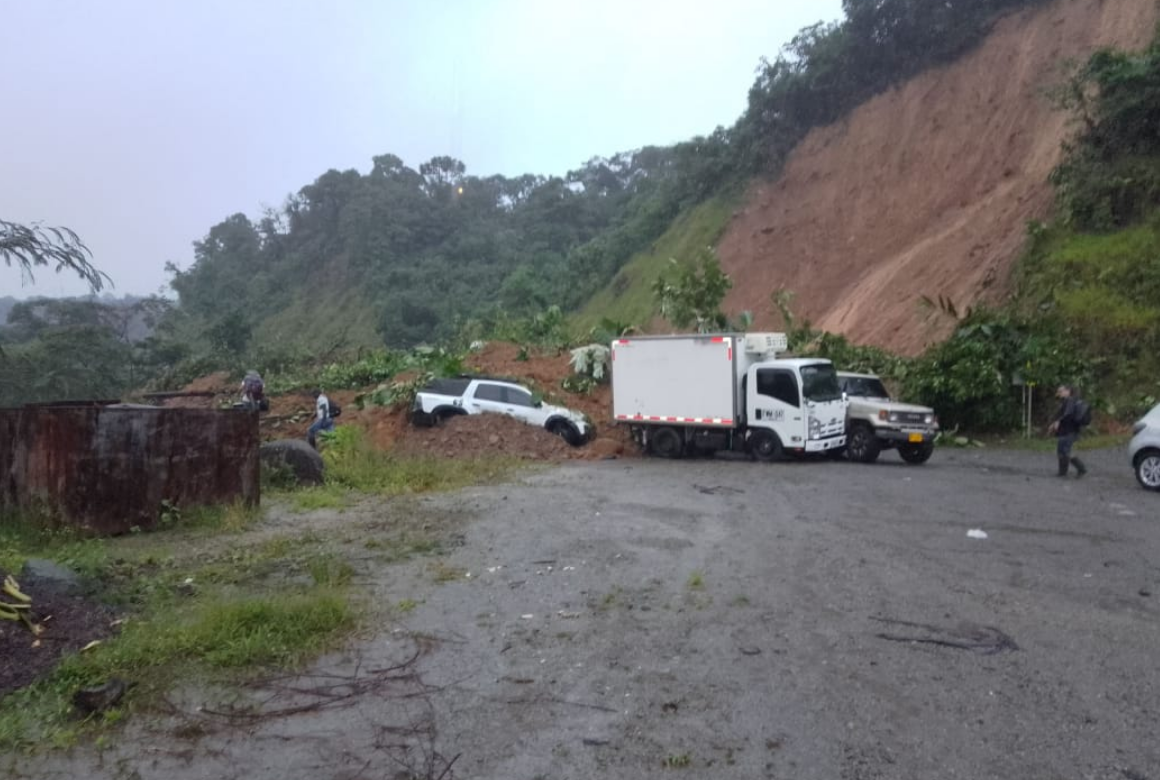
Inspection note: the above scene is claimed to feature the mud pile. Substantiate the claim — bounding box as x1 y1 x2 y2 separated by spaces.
718 0 1158 355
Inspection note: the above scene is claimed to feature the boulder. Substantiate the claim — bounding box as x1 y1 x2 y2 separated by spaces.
259 439 325 487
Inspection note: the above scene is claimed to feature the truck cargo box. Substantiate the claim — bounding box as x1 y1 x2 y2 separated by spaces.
611 335 738 427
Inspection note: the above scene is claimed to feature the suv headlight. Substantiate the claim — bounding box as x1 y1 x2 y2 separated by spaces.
1132 421 1147 435
924 414 935 425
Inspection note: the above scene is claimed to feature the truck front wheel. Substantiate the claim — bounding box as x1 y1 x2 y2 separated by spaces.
749 429 783 462
847 424 881 464
898 441 934 464
649 427 684 459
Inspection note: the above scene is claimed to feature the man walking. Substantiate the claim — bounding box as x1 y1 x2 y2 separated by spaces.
307 388 335 450
1048 384 1087 478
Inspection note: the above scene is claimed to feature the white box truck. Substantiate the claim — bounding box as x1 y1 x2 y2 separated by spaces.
611 333 847 459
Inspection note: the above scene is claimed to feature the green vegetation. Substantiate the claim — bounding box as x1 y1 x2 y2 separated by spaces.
0 512 356 750
572 194 738 333
319 426 519 494
686 571 705 591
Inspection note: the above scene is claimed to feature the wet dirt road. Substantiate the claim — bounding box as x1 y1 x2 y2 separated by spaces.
12 446 1160 779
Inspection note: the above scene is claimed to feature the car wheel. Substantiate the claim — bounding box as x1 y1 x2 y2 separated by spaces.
1135 449 1160 491
649 427 684 459
898 442 934 465
749 429 783 462
548 420 582 447
847 424 881 464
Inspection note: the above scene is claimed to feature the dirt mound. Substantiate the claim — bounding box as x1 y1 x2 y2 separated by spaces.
718 0 1159 356
163 344 634 460
393 414 576 461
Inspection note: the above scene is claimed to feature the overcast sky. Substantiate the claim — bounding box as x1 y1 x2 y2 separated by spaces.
1 0 842 300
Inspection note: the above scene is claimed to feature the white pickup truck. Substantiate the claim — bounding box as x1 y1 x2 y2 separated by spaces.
410 376 593 447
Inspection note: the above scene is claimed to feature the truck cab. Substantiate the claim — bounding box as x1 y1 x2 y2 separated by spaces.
745 358 847 460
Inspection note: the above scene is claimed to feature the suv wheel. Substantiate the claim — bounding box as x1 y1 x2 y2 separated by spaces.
898 442 934 465
649 427 684 459
1135 449 1160 491
847 423 881 464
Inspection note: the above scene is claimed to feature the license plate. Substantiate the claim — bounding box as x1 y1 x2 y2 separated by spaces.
908 433 924 443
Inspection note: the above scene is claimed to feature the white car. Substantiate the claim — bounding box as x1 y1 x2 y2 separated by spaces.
411 376 593 446
1129 402 1160 491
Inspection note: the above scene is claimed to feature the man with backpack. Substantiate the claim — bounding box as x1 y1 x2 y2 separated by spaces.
1047 384 1090 478
306 388 341 449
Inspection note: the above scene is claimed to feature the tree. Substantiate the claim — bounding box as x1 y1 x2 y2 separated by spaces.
0 219 109 292
652 250 733 332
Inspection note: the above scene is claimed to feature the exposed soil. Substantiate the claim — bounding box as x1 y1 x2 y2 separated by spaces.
717 0 1159 356
161 342 633 461
0 573 117 697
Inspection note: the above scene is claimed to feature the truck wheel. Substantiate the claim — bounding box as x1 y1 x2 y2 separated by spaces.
649 427 684 459
898 442 934 465
847 424 881 464
749 429 782 462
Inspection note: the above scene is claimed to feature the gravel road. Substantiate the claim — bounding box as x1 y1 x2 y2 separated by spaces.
13 445 1159 780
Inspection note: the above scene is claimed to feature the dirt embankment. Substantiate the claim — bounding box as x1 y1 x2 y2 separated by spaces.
718 0 1159 356
165 343 632 461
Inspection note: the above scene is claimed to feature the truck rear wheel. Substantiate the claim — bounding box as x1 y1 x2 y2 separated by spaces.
649 427 684 459
847 424 881 464
749 429 783 462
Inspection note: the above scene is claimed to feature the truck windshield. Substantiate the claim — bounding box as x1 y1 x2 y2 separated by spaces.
801 364 842 403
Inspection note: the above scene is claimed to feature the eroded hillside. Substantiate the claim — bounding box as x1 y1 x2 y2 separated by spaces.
718 0 1158 355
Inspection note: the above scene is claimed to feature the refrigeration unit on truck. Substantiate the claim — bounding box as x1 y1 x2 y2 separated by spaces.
610 333 847 460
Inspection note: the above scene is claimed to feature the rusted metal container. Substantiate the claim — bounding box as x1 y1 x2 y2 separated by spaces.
0 405 259 535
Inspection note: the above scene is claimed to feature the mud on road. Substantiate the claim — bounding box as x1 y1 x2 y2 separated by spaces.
12 446 1160 780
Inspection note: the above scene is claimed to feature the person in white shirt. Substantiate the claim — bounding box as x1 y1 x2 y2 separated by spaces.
306 388 335 449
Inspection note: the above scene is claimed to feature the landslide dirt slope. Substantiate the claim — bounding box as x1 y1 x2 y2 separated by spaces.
718 0 1159 356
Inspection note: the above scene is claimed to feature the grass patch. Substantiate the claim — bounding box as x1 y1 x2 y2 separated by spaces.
686 571 705 591
320 426 520 495
290 485 353 512
571 193 738 335
978 433 1131 452
0 506 359 750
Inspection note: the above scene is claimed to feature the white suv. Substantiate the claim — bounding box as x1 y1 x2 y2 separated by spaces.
1129 402 1160 491
411 376 593 446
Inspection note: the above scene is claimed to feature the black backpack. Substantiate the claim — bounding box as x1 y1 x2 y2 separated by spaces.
1073 399 1092 428
328 400 342 419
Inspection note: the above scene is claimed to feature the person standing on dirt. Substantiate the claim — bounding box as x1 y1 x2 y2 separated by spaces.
307 388 335 450
1047 384 1087 478
239 370 267 412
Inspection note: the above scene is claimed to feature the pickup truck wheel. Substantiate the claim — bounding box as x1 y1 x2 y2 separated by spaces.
847 424 881 464
898 441 934 464
548 420 582 447
649 427 684 459
749 429 782 462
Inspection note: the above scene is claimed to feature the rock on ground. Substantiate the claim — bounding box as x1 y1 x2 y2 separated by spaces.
259 439 325 486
